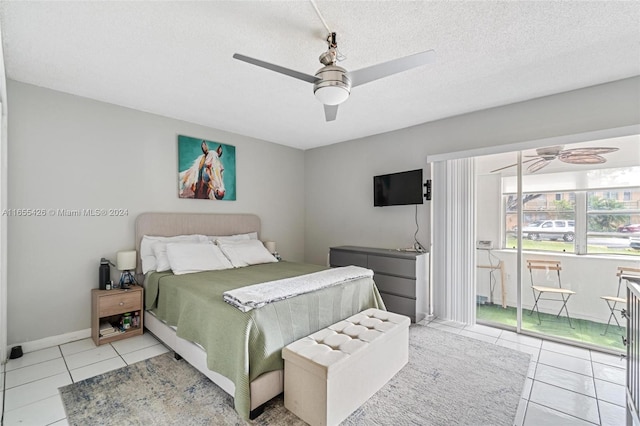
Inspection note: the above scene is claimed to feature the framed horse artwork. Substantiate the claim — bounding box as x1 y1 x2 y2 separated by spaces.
178 135 237 201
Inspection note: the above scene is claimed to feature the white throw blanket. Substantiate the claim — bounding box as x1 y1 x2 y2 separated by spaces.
223 266 374 312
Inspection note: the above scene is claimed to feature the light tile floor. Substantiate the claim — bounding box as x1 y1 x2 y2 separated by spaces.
0 323 627 425
425 318 627 426
1 333 168 425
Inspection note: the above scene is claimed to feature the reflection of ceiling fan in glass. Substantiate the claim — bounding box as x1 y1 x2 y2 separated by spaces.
491 145 619 174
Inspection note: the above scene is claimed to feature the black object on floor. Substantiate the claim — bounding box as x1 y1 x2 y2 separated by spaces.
9 345 23 359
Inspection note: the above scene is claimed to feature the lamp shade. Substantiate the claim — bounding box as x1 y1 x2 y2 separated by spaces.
264 241 276 253
116 250 137 271
314 85 349 105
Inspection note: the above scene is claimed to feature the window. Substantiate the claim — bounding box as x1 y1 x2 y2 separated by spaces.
504 187 640 256
587 188 640 255
504 191 576 252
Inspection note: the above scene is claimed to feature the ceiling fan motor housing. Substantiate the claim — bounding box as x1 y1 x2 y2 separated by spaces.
314 65 351 105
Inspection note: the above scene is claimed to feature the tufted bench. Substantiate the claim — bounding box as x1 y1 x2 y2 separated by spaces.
282 308 410 426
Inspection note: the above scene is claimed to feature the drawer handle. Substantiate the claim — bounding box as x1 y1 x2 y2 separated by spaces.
119 302 124 306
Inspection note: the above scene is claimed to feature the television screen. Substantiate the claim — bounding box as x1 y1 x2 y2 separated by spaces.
374 169 424 207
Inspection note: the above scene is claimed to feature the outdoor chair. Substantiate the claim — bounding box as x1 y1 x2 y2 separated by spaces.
601 266 640 335
527 259 575 328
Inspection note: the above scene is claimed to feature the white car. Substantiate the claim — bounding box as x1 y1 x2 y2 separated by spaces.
631 237 640 250
522 220 575 242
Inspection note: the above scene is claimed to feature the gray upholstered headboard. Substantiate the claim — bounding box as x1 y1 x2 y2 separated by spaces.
134 212 261 274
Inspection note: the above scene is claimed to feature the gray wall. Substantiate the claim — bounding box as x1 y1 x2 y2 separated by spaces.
7 81 306 344
303 76 640 265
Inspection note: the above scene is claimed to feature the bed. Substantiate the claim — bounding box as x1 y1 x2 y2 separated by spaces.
135 212 385 420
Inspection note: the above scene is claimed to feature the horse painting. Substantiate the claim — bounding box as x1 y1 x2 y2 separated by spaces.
178 136 236 201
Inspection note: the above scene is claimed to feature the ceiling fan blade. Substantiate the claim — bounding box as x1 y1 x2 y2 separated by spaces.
349 49 436 88
560 147 619 156
324 104 339 122
490 158 538 173
233 53 319 84
559 154 606 165
490 163 517 173
527 159 551 173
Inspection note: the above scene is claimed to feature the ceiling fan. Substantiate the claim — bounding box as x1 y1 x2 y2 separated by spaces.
233 32 435 122
491 145 620 174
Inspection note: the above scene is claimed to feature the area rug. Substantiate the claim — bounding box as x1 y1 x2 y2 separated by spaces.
59 325 530 425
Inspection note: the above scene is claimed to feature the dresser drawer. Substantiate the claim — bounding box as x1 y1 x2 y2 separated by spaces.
368 255 416 278
330 250 367 268
374 273 416 298
99 291 140 317
379 292 416 321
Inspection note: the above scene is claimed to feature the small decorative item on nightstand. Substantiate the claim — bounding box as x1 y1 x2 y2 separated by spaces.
132 311 140 328
123 312 132 329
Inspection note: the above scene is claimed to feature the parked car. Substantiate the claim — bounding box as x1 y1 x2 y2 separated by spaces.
618 224 640 233
631 237 640 250
522 220 575 242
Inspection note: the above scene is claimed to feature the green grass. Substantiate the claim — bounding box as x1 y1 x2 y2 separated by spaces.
476 303 626 352
505 237 640 256
505 237 573 252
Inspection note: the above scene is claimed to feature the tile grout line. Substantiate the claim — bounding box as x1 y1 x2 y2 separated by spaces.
589 350 604 426
112 342 131 367
55 345 75 385
527 400 601 425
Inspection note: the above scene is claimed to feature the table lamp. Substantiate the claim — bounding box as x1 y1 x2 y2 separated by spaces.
116 250 137 288
264 241 276 254
264 241 281 261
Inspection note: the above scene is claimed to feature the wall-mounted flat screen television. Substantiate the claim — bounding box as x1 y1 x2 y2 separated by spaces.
374 169 424 207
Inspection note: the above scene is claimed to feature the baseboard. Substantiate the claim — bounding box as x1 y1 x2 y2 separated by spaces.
8 328 91 357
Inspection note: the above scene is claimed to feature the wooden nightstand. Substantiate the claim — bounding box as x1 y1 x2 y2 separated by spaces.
91 285 144 346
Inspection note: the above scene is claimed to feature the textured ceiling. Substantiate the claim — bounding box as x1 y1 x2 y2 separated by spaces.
1 1 639 150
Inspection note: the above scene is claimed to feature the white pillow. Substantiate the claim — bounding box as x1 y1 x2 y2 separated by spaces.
166 242 234 275
151 238 209 272
208 232 258 243
217 239 278 268
140 235 207 274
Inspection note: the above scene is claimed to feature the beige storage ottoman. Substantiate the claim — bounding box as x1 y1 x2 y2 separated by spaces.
282 308 410 426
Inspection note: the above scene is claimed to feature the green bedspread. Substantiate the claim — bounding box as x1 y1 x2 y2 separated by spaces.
145 262 385 420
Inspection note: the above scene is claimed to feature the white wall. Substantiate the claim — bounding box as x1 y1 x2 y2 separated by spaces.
7 81 306 345
303 76 640 266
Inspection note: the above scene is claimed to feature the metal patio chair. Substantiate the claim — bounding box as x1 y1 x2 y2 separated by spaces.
527 259 575 329
601 266 640 335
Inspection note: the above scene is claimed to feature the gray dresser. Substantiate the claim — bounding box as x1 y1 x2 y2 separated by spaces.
329 246 429 322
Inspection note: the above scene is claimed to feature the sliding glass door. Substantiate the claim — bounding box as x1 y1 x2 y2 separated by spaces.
475 152 517 329
475 135 640 352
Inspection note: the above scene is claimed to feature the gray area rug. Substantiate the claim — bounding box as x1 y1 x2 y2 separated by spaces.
60 325 530 425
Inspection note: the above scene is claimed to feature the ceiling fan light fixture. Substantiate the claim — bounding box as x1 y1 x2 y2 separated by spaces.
314 85 349 105
314 65 351 105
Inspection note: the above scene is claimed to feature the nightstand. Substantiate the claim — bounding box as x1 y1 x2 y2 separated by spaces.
91 285 144 345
